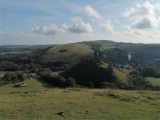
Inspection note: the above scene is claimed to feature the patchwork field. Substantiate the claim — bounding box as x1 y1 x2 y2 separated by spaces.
0 79 160 120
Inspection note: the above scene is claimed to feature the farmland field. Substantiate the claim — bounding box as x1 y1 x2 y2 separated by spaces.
0 79 160 120
100 44 116 51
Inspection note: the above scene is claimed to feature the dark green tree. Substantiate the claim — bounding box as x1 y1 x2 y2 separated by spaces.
65 77 76 87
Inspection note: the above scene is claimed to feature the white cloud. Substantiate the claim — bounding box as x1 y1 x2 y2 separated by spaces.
71 16 83 23
0 31 6 35
29 20 39 24
82 5 102 19
114 19 121 25
68 22 93 33
31 21 93 35
124 1 160 29
155 3 160 11
61 24 69 30
99 21 114 32
70 16 93 34
31 24 66 36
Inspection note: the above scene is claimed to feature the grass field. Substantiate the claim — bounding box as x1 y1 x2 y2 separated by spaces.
146 77 160 86
41 43 93 62
0 71 5 78
0 79 160 120
100 44 116 51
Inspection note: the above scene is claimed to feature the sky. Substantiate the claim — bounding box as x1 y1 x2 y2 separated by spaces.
0 0 160 45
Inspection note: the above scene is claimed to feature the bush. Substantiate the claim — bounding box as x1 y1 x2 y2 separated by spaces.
3 72 25 83
40 73 66 88
52 75 66 87
87 82 94 88
141 66 157 77
59 49 68 52
65 77 76 87
130 70 139 75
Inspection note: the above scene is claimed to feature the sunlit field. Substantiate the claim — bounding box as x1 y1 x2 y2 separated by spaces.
0 79 160 120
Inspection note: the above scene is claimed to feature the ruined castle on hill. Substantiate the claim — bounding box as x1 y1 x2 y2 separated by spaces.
93 50 103 59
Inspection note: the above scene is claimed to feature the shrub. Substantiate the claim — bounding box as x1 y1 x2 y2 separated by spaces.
52 75 66 87
65 77 76 87
59 49 68 52
87 82 94 88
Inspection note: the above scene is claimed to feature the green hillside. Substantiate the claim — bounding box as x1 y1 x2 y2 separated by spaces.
61 60 127 87
40 43 94 62
146 77 160 86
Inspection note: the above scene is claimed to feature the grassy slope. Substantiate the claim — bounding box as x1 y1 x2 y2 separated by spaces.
0 79 45 94
0 80 160 120
114 68 127 82
61 61 110 87
146 77 160 86
100 43 116 51
61 61 127 86
0 71 5 78
118 66 135 77
41 44 94 62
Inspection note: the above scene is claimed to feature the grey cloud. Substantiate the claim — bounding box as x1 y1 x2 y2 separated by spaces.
134 17 157 29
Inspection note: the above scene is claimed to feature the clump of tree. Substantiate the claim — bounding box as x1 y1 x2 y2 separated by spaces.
0 61 42 71
87 81 94 88
140 66 157 77
1 72 25 85
40 70 76 88
65 77 76 87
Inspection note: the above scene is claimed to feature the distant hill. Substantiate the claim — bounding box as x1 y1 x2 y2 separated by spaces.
85 40 160 67
39 43 94 63
0 45 53 52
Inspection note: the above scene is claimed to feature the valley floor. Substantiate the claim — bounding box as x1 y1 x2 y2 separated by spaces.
0 79 160 120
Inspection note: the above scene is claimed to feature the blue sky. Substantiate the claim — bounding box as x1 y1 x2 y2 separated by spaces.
0 0 160 45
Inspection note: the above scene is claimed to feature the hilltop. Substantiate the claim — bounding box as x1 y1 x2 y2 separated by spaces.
35 43 94 63
61 60 127 87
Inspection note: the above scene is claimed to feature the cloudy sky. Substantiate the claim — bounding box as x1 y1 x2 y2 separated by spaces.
0 0 160 45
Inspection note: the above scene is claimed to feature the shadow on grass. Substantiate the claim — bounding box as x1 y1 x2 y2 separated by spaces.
37 78 53 88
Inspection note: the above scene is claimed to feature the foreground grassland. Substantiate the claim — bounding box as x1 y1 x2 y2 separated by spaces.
0 79 160 120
